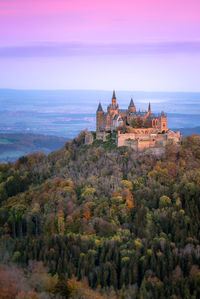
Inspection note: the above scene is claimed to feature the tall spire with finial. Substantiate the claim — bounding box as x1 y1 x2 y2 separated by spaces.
112 90 117 107
148 102 151 112
112 90 116 99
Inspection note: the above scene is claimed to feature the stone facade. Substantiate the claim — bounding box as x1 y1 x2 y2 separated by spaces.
116 129 181 152
85 131 94 145
96 131 109 142
117 130 165 151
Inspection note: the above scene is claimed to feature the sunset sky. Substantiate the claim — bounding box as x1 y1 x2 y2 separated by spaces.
0 0 200 91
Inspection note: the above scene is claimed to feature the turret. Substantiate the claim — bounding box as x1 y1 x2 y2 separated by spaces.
96 102 104 131
128 98 136 113
146 102 152 118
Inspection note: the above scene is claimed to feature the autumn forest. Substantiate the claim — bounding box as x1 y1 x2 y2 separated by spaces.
1 132 200 298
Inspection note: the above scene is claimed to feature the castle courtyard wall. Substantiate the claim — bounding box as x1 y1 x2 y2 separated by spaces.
117 131 169 151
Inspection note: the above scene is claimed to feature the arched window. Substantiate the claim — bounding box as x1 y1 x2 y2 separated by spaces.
156 119 159 127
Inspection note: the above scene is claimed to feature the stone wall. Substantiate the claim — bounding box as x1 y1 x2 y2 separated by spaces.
167 130 182 143
85 132 94 145
86 127 182 152
116 130 175 152
96 131 109 142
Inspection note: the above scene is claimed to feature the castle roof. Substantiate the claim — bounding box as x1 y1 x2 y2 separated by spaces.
97 102 103 112
150 113 157 117
112 90 116 99
129 98 135 107
119 109 128 113
130 111 148 117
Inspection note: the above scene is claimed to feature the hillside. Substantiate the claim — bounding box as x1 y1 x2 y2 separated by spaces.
1 132 200 298
0 133 70 162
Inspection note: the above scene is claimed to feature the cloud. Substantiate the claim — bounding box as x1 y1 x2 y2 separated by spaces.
0 41 200 58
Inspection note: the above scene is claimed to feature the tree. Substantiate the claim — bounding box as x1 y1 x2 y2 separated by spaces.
9 204 26 238
159 196 171 209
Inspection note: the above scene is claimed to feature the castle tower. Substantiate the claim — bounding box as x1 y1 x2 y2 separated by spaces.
128 98 136 113
160 111 168 132
96 102 104 131
112 90 116 107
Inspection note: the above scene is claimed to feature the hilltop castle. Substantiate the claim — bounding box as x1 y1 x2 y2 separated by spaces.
85 91 181 152
96 90 167 132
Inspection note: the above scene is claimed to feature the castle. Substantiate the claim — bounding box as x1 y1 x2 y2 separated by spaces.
96 90 167 132
85 91 181 152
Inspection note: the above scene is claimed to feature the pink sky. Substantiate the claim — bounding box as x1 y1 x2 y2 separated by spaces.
0 0 200 90
1 0 200 44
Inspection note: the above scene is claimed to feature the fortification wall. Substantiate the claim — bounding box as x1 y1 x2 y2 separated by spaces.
167 130 182 143
117 131 168 151
96 131 109 141
127 128 158 134
85 132 94 145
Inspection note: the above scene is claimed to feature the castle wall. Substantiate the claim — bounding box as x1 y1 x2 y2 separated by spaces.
96 131 109 141
117 133 137 147
85 132 94 145
125 128 159 135
167 130 182 143
117 131 168 151
105 115 111 131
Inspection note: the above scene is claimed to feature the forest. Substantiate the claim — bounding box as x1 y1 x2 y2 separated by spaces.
1 131 200 298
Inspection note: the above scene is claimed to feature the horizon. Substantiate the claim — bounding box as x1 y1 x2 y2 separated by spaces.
1 89 200 140
1 88 200 93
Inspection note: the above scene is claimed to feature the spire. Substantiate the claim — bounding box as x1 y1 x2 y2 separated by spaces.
129 98 135 107
112 90 116 99
148 102 151 112
97 102 103 112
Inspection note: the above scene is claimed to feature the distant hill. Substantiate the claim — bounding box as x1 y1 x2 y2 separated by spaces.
180 126 200 136
0 133 70 162
0 128 199 163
